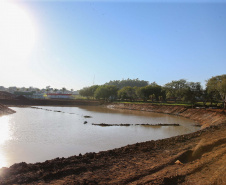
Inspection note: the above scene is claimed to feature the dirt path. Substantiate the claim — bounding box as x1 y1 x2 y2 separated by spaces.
0 123 225 185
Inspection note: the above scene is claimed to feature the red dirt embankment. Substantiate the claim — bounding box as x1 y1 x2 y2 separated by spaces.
0 103 225 184
108 103 226 128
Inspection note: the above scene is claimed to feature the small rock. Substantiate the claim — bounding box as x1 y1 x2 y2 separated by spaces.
84 115 92 118
175 160 183 165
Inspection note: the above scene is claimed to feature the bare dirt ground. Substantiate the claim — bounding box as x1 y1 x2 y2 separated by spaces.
0 123 225 185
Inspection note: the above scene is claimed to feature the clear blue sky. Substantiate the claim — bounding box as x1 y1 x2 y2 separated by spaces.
1 0 226 90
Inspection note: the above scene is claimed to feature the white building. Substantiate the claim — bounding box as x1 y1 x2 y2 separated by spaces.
47 93 73 99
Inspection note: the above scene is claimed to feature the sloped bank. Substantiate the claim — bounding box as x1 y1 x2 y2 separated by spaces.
107 103 226 128
0 103 16 116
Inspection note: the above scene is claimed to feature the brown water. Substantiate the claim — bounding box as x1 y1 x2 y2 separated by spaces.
0 106 199 168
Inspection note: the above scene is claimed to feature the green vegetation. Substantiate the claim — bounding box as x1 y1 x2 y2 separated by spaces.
79 85 99 99
118 86 137 101
94 85 118 101
206 74 226 108
79 75 226 108
105 78 148 89
139 82 164 102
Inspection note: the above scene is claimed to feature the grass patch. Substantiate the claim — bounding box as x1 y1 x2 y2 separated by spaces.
113 101 224 107
113 101 192 106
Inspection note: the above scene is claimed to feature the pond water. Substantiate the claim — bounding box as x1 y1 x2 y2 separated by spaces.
0 106 199 168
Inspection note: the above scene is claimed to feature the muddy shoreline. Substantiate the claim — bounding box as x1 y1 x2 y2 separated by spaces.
0 103 16 116
107 103 226 128
0 102 225 184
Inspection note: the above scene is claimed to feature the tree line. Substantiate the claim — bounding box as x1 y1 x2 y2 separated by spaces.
79 75 226 108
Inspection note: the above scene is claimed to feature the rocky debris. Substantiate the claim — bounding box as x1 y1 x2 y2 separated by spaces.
136 123 180 126
31 106 41 109
91 123 180 127
31 107 72 114
175 160 183 165
92 123 131 127
84 115 92 118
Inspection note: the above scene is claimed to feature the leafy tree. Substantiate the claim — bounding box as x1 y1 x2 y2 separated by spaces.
89 85 99 99
149 82 162 101
94 85 118 101
135 87 144 101
105 78 148 89
140 86 150 101
79 85 99 99
164 79 188 101
118 86 137 101
139 82 162 102
200 89 209 107
160 88 166 102
79 87 91 99
206 87 221 106
206 74 226 108
183 82 202 107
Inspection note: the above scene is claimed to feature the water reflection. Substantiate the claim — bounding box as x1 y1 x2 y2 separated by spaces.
0 150 7 168
0 116 11 168
0 116 10 145
0 106 200 168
